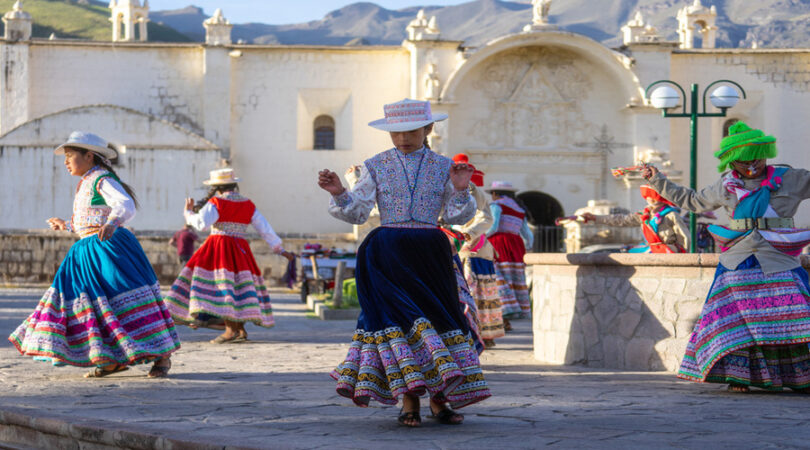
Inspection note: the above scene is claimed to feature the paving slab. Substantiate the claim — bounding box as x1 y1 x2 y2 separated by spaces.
2 288 810 449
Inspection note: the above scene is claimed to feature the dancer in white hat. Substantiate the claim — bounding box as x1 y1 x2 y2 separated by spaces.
318 99 491 427
164 168 295 344
9 131 180 378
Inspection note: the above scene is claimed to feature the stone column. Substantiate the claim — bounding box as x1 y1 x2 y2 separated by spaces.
0 1 31 134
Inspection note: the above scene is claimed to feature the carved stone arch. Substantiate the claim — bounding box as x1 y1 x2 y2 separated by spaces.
0 104 219 151
441 31 643 103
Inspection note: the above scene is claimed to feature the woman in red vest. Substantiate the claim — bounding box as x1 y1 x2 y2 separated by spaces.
165 168 294 344
485 181 533 320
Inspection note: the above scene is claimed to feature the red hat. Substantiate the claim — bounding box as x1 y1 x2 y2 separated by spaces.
640 185 674 206
471 169 484 187
452 153 470 164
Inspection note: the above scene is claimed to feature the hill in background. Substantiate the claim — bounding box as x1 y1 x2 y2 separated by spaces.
0 0 190 42
0 0 806 49
151 0 810 49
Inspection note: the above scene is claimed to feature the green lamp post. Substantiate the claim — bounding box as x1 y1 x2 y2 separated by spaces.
644 80 747 253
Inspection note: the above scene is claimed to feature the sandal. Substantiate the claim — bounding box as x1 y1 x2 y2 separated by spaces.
429 406 464 425
210 333 239 344
84 364 129 378
397 409 421 428
727 383 750 393
232 330 248 343
147 359 172 378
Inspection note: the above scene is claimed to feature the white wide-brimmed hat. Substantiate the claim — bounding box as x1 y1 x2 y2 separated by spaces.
54 131 118 160
368 99 448 132
203 168 240 186
484 181 518 193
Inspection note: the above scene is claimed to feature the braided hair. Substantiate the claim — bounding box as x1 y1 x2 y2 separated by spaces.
193 183 239 213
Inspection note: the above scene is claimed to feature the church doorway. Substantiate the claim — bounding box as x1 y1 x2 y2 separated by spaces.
517 191 565 253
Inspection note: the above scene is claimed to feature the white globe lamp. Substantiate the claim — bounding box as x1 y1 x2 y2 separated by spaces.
709 85 740 109
649 86 680 109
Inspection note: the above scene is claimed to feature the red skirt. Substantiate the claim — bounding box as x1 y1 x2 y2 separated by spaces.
165 234 274 327
489 232 526 264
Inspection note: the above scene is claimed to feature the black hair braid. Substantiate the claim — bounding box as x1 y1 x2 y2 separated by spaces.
193 183 239 213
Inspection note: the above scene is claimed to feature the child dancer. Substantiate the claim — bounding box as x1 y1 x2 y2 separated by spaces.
165 168 294 344
582 185 690 253
485 181 533 321
318 99 491 427
643 121 810 392
9 131 179 378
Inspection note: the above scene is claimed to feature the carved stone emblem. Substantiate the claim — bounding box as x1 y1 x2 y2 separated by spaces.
469 46 599 149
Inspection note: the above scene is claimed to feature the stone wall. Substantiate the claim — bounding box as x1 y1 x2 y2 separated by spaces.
527 253 769 372
0 229 356 287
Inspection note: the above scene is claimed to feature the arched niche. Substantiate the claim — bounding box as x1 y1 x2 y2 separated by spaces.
518 190 565 253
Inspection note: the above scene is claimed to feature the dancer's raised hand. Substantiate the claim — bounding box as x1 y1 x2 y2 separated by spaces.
318 169 345 196
642 164 659 180
450 163 474 191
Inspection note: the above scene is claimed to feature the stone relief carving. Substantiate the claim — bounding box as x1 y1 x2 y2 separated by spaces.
532 0 552 26
469 47 599 149
424 63 440 100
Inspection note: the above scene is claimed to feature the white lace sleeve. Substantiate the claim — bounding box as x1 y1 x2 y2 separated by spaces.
97 177 136 227
441 179 476 225
328 165 377 225
184 202 219 231
251 210 284 254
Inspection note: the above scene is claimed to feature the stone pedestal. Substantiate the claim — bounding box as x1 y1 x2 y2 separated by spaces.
526 253 765 372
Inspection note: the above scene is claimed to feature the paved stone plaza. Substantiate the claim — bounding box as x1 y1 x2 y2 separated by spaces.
2 288 810 449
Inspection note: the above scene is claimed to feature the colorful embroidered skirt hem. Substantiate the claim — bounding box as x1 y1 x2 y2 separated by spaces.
165 266 275 327
335 227 490 408
330 317 491 409
8 228 180 367
465 257 505 340
678 255 810 387
495 262 530 318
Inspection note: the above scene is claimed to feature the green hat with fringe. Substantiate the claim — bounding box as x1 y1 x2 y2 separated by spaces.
715 121 777 173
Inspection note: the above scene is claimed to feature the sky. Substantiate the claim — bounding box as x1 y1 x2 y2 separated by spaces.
151 1 474 24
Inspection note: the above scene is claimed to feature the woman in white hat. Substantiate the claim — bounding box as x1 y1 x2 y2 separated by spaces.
165 168 294 344
318 99 491 427
485 181 533 322
9 131 180 378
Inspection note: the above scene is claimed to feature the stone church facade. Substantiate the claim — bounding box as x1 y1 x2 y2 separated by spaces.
1 0 809 241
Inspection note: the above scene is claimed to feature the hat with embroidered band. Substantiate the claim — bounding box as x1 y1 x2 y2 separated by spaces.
640 185 674 206
368 99 448 132
715 121 777 173
484 180 518 193
203 168 240 186
54 131 118 160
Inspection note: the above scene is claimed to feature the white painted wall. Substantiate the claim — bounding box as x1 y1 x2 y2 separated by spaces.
0 105 220 230
227 47 409 233
2 35 810 235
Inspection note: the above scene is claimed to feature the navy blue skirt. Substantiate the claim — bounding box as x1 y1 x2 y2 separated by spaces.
331 227 491 408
